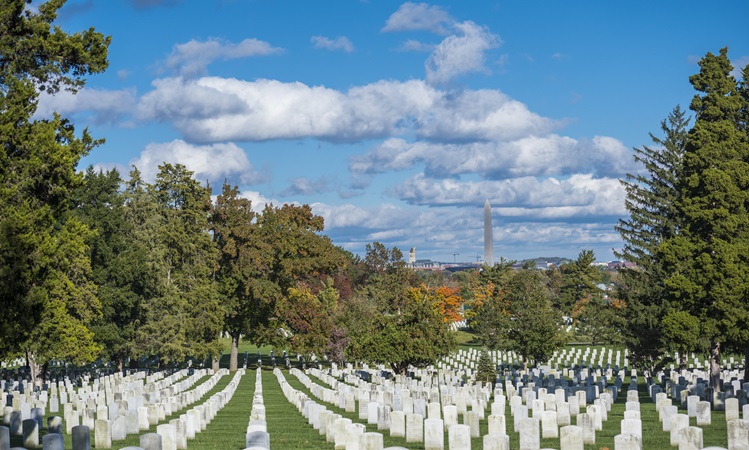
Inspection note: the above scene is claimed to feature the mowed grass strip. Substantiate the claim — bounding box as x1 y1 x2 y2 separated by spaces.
186 371 254 450
263 369 334 449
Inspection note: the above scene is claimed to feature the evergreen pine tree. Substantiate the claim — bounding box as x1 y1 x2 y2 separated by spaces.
615 106 689 371
657 48 749 388
475 348 496 388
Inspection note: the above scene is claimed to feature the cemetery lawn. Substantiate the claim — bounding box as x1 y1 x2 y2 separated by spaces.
181 372 254 450
261 369 337 449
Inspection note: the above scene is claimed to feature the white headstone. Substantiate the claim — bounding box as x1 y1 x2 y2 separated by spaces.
541 410 558 438
670 414 689 446
448 424 471 450
518 417 540 450
697 401 711 425
560 425 583 450
94 419 112 449
424 418 444 450
406 413 423 443
156 423 177 450
390 411 405 438
679 425 703 450
483 433 510 450
727 419 749 450
614 433 641 450
488 414 506 436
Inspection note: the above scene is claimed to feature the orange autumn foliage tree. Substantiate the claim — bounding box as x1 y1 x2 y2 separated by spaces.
407 284 465 323
434 286 464 323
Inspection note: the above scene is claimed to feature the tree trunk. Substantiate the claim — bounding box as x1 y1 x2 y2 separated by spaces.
709 341 721 392
229 333 239 372
744 345 749 382
116 355 124 374
679 351 687 371
41 362 49 384
212 355 220 372
26 349 41 386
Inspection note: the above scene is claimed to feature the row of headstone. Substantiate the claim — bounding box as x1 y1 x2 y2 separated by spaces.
245 368 269 450
76 369 229 448
2 367 201 438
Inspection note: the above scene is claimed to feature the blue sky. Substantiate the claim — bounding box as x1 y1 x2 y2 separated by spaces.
38 0 749 263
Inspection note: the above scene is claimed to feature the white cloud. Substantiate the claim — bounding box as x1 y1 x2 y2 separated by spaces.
238 190 275 213
164 38 282 77
308 198 622 262
416 88 556 141
34 87 137 123
425 21 501 85
350 134 634 181
382 2 452 34
730 55 749 79
398 39 435 52
130 139 267 185
311 36 354 53
136 77 558 144
281 176 334 196
394 173 627 218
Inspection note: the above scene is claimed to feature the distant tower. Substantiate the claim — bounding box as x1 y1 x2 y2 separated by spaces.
484 199 494 266
408 247 416 267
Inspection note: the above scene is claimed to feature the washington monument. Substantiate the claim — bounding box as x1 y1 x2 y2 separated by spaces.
484 199 494 266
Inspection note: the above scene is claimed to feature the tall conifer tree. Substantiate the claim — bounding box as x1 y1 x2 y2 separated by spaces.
657 48 749 387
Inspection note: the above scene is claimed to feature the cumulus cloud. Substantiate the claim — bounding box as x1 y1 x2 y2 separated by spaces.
281 176 334 196
309 198 621 261
425 21 501 85
382 2 452 34
398 39 435 52
730 55 749 79
238 190 275 213
394 173 627 218
34 87 137 123
311 36 354 53
350 134 633 181
164 38 282 77
130 139 267 185
136 77 556 144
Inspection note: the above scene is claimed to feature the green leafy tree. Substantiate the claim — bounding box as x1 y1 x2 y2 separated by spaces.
280 281 338 362
465 259 514 350
615 106 690 371
351 283 456 374
505 266 567 370
345 243 453 373
135 164 224 368
211 182 267 371
73 167 151 371
658 48 749 389
211 184 345 368
0 0 109 382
